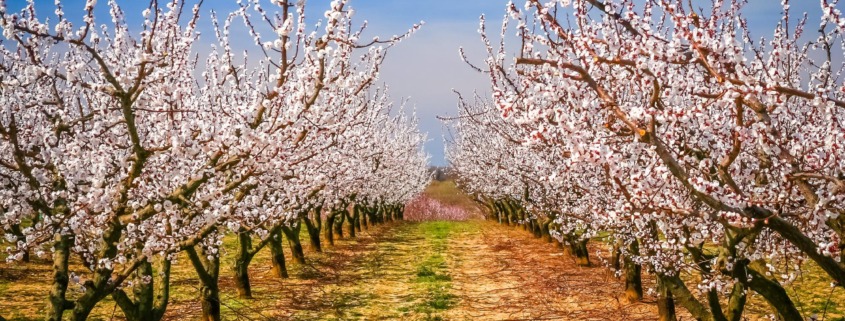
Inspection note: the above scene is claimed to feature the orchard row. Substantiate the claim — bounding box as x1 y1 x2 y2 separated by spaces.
447 1 845 320
0 1 429 320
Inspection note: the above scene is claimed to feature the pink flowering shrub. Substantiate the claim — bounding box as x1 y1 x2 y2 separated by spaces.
404 194 481 221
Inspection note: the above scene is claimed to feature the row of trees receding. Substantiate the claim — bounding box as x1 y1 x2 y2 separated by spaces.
0 1 430 320
447 1 844 320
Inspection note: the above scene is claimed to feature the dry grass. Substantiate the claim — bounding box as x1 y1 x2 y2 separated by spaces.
422 180 480 211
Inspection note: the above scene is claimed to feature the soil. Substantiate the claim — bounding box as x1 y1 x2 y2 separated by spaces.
0 220 692 321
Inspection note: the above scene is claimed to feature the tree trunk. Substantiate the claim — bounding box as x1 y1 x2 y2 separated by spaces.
656 276 678 321
200 284 221 321
725 282 746 321
530 218 542 238
47 234 72 321
355 212 363 232
268 230 288 278
113 258 171 321
233 231 254 298
281 224 306 264
564 237 591 267
326 212 336 246
335 210 346 238
303 216 322 252
659 273 716 321
186 246 221 321
152 258 171 321
624 241 643 303
348 206 358 238
360 206 369 229
611 244 622 272
70 297 98 321
134 261 155 320
735 261 801 321
541 218 554 243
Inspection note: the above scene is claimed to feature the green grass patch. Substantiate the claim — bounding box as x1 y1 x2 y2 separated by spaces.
408 221 460 317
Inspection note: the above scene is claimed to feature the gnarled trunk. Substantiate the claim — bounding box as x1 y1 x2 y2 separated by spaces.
334 209 346 238
113 258 171 321
326 211 337 246
200 284 221 321
47 234 72 321
233 231 254 298
303 208 322 252
186 246 221 321
624 241 643 303
563 236 591 267
268 230 288 278
281 224 306 264
347 206 358 238
656 275 678 321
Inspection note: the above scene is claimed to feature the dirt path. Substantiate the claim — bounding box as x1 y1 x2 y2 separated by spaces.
0 220 672 320
444 221 662 321
218 220 672 321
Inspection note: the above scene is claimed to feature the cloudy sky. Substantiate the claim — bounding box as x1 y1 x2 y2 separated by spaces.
6 0 833 166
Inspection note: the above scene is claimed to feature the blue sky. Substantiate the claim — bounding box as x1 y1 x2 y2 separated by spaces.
4 0 836 166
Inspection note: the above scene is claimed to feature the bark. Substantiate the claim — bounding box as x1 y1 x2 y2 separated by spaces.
733 261 802 321
268 230 289 279
496 202 507 225
656 275 680 321
623 241 643 303
347 206 357 238
575 240 591 267
659 274 715 321
47 234 72 321
200 284 221 321
71 224 125 321
761 214 845 288
725 283 746 321
530 218 542 238
185 246 221 321
303 213 322 252
113 259 170 321
233 231 254 298
611 244 622 272
233 226 282 298
334 209 345 238
326 212 337 246
360 206 369 229
541 217 554 243
564 236 591 267
705 288 728 321
281 224 306 264
153 259 171 321
384 204 393 222
355 211 363 232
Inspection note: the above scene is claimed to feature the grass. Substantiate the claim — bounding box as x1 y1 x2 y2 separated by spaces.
741 260 845 320
423 180 480 210
409 221 459 318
